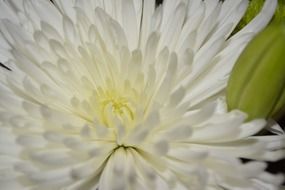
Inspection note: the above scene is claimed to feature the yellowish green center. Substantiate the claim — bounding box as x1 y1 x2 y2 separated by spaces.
101 98 134 121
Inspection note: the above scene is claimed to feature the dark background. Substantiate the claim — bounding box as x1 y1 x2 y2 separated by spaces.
0 0 284 183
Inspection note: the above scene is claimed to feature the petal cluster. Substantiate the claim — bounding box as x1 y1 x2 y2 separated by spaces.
0 0 284 190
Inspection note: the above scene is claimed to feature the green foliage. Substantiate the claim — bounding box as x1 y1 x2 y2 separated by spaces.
273 0 285 22
235 0 285 33
235 0 264 32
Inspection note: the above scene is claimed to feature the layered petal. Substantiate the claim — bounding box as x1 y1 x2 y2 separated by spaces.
0 0 283 190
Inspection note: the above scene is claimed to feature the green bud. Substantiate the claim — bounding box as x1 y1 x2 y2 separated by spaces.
227 23 285 120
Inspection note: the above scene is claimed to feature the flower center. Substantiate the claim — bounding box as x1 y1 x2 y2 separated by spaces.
93 85 139 130
102 98 134 120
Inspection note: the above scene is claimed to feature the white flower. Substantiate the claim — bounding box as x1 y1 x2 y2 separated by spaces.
0 0 284 189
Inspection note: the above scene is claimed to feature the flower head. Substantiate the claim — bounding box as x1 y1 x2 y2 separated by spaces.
0 0 284 190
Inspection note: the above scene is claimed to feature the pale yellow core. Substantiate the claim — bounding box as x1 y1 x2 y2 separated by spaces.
100 96 134 125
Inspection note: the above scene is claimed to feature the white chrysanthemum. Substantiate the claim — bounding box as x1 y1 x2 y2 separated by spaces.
0 0 284 189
